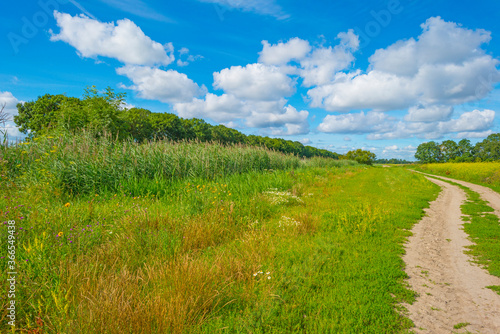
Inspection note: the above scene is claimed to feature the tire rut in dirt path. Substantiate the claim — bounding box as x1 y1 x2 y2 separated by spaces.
402 177 500 334
415 171 500 217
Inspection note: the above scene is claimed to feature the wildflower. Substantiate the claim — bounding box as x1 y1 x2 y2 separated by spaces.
268 276 271 279
58 232 63 237
64 203 70 207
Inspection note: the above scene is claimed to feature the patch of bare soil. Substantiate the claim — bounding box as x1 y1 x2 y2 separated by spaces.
402 177 500 333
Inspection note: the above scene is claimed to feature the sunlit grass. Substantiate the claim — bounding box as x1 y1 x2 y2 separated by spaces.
0 135 441 333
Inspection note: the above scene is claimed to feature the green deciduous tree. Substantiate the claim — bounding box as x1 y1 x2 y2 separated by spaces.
415 141 441 163
456 139 474 162
344 149 376 165
474 134 500 161
14 94 68 135
440 140 458 162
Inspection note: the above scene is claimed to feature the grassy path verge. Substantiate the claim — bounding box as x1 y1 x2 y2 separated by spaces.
200 167 439 333
1 166 439 333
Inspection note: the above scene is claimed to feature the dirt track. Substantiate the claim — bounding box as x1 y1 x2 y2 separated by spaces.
402 174 500 333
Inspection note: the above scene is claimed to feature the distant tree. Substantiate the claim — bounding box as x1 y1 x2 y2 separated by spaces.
182 118 213 142
150 112 184 141
122 108 153 142
345 149 376 165
14 94 68 135
455 139 474 162
415 141 441 163
375 158 411 164
474 133 500 161
211 124 246 144
440 140 459 162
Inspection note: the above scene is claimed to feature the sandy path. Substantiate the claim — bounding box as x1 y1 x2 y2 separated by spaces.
402 176 500 334
417 172 500 217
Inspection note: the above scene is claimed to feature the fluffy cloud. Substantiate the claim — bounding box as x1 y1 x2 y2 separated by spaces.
247 105 308 129
0 91 24 139
318 109 494 140
300 30 359 87
404 105 454 122
308 17 500 112
213 63 295 101
0 91 19 117
50 11 174 66
196 0 287 19
174 93 247 122
443 109 495 133
117 66 206 103
259 38 311 65
366 109 495 140
369 17 492 76
177 47 203 67
455 130 494 139
317 111 391 134
308 71 414 111
257 32 359 87
174 95 308 135
381 145 417 159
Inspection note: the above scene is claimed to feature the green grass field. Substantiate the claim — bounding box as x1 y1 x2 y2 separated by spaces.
1 135 443 333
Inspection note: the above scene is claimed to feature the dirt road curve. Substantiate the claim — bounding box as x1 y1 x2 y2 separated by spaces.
402 175 500 334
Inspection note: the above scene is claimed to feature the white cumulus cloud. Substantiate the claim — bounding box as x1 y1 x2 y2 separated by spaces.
117 66 207 103
0 91 24 139
300 30 359 87
50 11 174 66
213 63 295 101
404 105 454 122
259 38 311 65
366 109 495 140
174 93 247 122
317 111 391 134
308 17 500 112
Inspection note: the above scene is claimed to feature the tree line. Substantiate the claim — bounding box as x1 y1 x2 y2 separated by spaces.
414 135 500 163
13 87 339 159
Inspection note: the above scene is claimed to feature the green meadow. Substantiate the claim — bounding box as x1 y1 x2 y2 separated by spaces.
2 134 442 333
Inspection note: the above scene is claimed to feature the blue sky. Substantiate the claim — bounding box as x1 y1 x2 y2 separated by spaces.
1 0 500 160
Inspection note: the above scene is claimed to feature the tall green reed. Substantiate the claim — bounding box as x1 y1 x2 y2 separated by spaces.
2 131 302 195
